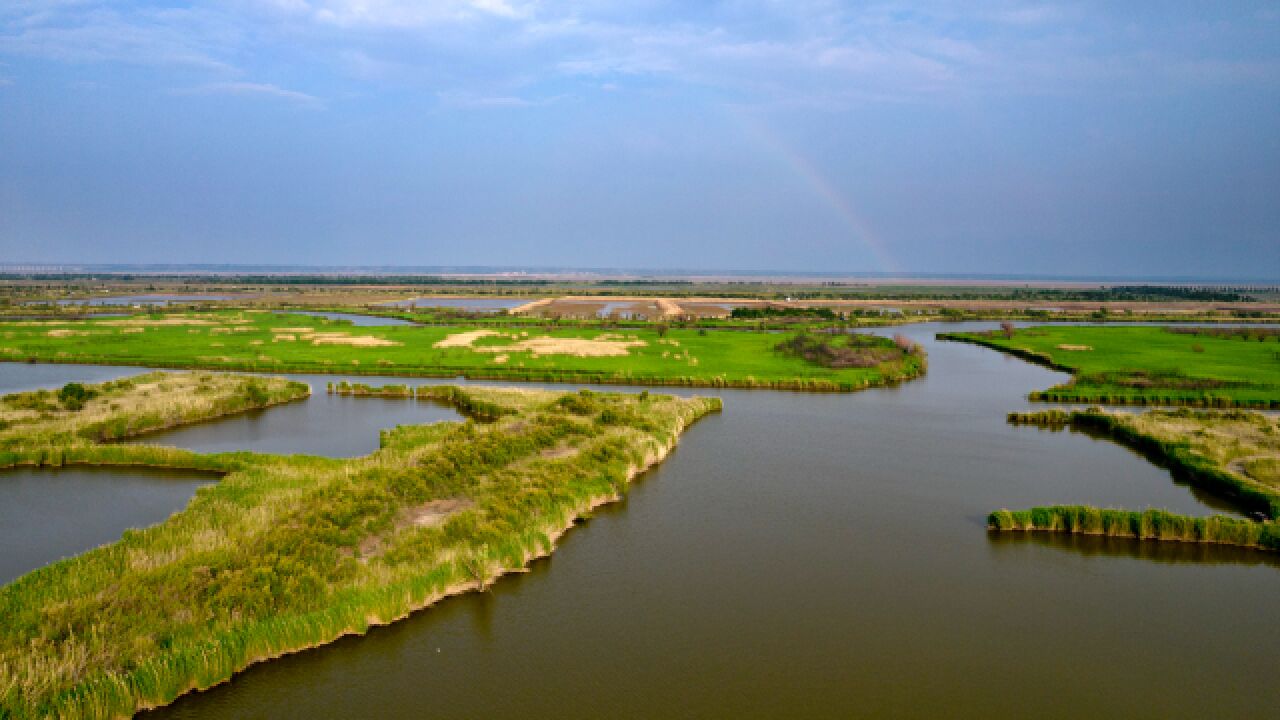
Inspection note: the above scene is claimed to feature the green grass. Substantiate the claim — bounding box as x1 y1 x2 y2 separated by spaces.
988 506 1280 550
0 311 925 391
941 325 1280 407
0 374 720 719
991 408 1280 553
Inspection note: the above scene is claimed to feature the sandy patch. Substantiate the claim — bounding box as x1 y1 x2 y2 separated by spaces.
121 327 145 334
46 329 87 338
509 336 644 357
102 317 219 327
434 330 502 348
400 498 474 529
655 298 683 316
308 333 401 347
1056 344 1093 351
492 354 509 364
272 327 314 333
273 334 296 342
435 330 644 357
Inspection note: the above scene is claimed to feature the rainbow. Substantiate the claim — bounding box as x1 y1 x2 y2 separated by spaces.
731 109 899 274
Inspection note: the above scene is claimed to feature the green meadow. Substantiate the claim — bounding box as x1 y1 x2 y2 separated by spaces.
941 325 1280 407
0 311 925 391
0 373 719 719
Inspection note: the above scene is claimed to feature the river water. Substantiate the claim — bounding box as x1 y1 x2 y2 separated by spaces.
2 321 1278 718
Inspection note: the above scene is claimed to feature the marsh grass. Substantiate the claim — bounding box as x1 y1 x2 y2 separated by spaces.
988 506 1280 550
992 408 1280 553
0 374 719 719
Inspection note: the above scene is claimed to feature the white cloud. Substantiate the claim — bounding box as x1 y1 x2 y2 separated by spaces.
1 0 1275 110
436 90 565 108
178 81 321 105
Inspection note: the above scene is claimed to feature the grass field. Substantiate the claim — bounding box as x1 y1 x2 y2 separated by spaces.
941 325 1280 407
991 408 1280 552
0 311 925 391
0 374 719 718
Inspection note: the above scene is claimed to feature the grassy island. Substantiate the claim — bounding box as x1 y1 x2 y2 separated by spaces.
991 408 1280 552
0 373 719 719
0 311 924 391
940 325 1280 407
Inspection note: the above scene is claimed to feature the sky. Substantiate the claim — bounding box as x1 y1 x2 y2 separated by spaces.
1 1 1278 280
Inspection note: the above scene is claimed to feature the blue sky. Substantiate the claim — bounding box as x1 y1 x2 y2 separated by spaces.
1 1 1277 278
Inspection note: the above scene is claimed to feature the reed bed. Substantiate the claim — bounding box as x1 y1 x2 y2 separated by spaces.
988 506 1280 551
992 408 1280 553
0 375 719 719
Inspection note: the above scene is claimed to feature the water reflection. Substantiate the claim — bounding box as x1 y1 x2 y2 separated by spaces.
987 529 1280 569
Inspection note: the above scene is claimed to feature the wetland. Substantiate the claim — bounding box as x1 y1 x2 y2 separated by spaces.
2 321 1278 718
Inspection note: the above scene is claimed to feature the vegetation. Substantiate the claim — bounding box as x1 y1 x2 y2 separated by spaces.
0 372 308 450
0 311 926 391
991 408 1280 552
941 325 1280 407
774 332 921 370
989 506 1280 550
0 375 719 719
730 306 837 320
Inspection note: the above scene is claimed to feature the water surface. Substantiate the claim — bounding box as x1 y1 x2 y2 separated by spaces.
2 324 1277 718
136 389 461 457
0 466 215 585
280 311 416 327
145 322 1280 719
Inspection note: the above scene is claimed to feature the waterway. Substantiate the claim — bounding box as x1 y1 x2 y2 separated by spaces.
2 321 1277 718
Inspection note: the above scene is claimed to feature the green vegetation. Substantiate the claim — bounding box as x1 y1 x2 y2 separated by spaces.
941 325 1280 407
989 506 1280 550
0 375 719 719
730 305 837 320
0 311 926 391
991 408 1280 552
0 372 308 451
773 332 921 369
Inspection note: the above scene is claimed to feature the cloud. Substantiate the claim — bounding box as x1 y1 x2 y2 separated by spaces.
2 0 1277 110
436 90 564 108
177 81 321 105
0 5 238 70
274 0 534 28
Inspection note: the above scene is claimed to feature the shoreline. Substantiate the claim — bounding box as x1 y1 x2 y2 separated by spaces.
1 355 926 393
132 409 707 716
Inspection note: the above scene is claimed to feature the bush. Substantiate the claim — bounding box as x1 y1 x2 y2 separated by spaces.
58 382 96 411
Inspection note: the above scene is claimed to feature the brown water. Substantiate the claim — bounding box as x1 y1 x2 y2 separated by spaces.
3 321 1279 718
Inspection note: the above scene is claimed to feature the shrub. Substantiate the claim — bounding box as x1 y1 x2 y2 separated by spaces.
58 382 97 411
